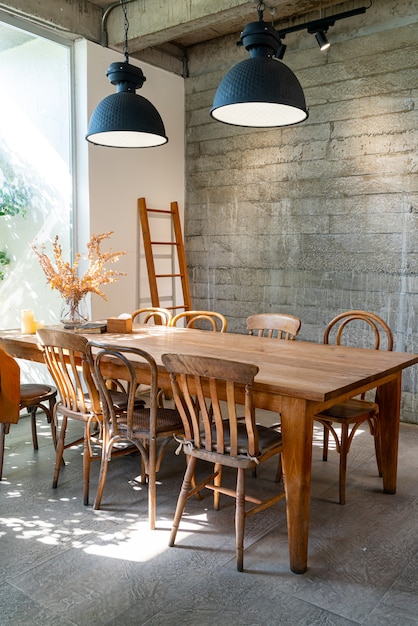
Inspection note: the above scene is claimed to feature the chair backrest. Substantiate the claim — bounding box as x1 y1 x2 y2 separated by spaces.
246 313 301 340
88 343 158 439
131 307 172 326
162 353 259 458
324 310 393 351
170 310 227 332
0 347 20 425
36 328 100 416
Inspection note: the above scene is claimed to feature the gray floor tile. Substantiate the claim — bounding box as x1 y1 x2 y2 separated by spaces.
1 414 418 625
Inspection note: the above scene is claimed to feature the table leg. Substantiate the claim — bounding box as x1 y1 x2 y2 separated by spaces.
280 396 314 574
376 373 401 494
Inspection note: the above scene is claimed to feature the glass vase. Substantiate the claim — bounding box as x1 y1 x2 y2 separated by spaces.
60 296 89 328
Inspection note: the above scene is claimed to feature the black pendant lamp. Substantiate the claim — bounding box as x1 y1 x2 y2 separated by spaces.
210 2 308 128
86 0 167 148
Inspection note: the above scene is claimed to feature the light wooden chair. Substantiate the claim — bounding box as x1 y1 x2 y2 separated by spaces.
37 328 142 505
314 310 394 504
170 310 227 332
87 342 184 529
131 307 172 326
0 345 57 479
162 352 285 572
246 313 301 340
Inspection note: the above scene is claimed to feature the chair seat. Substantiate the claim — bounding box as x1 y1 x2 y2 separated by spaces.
117 407 183 435
318 398 377 422
83 391 144 412
19 384 57 407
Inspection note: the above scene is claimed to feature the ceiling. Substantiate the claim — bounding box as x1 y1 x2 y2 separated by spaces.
85 0 357 73
0 0 367 75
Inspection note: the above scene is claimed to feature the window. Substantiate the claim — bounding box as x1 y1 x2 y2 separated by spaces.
0 14 73 331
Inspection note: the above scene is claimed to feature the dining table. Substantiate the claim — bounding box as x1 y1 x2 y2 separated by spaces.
1 323 417 574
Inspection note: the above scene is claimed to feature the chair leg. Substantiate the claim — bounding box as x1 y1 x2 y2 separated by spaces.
83 429 91 506
169 456 197 547
53 415 68 489
235 467 246 572
148 438 157 530
30 406 39 450
140 453 147 485
323 424 329 461
47 397 58 448
372 417 383 477
0 422 10 480
93 445 111 510
339 423 349 505
213 463 222 510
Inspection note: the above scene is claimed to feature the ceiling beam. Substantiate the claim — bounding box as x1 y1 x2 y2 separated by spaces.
105 0 341 52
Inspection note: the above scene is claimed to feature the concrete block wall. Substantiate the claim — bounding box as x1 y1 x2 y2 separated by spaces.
184 0 418 422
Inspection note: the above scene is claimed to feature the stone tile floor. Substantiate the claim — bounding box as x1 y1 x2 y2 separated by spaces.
1 410 418 625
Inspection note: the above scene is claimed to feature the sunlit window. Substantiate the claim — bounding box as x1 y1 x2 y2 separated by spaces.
0 16 73 330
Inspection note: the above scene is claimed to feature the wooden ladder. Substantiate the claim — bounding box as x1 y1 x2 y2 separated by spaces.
138 197 192 315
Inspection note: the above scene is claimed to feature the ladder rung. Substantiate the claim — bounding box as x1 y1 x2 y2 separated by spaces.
155 273 183 278
150 241 178 246
166 305 189 311
146 208 173 214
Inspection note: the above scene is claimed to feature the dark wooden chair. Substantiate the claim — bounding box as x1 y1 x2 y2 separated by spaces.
314 310 394 504
0 346 57 479
88 342 183 529
246 313 301 340
162 352 285 572
170 310 227 332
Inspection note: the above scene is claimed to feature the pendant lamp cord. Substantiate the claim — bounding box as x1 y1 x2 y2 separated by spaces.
257 2 265 21
121 0 129 63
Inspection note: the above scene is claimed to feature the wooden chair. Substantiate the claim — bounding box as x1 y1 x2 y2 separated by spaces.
131 307 172 326
132 306 173 405
87 342 184 529
0 346 57 479
246 313 301 481
246 313 301 340
170 310 227 332
161 353 285 572
36 328 142 505
314 310 394 504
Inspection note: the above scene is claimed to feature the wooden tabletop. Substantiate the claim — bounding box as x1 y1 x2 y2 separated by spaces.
1 324 417 409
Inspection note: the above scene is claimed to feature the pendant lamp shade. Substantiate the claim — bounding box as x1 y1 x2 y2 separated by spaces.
86 62 167 148
211 56 307 127
210 10 308 128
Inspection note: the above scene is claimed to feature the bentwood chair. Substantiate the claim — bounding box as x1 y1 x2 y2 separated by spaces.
131 306 173 406
37 328 142 505
0 345 57 479
88 343 183 529
162 353 285 572
131 307 173 326
170 310 227 332
246 313 301 480
314 310 394 504
246 313 301 340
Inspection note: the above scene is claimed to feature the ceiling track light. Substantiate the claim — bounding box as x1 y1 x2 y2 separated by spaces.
86 0 167 148
314 30 330 51
210 2 308 128
277 6 369 50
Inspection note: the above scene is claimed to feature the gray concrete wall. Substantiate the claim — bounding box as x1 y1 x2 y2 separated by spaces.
184 0 418 422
